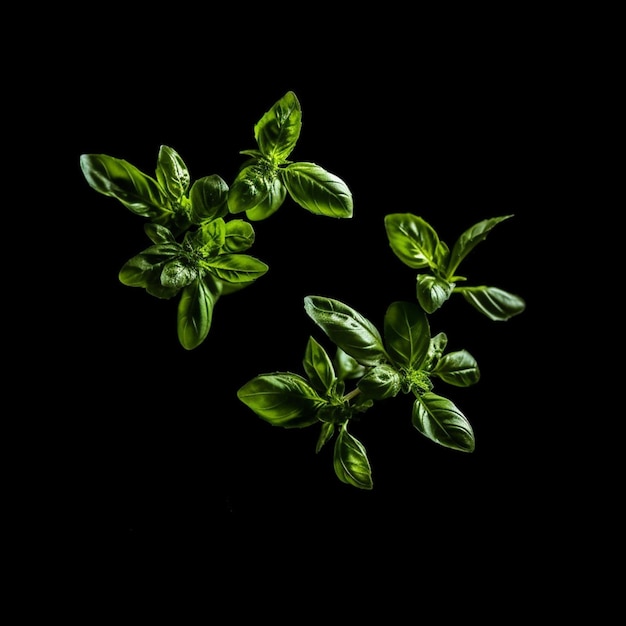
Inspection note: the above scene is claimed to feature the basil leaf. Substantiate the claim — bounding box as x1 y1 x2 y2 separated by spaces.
357 364 402 400
383 300 430 369
304 296 386 367
244 177 287 221
446 215 513 278
282 162 353 218
189 174 229 224
254 90 302 163
156 145 190 202
144 223 176 245
227 163 285 218
316 422 335 453
237 372 322 428
412 392 475 452
333 424 373 490
177 275 221 350
416 274 455 314
161 259 197 290
118 244 181 298
80 153 170 218
430 350 480 387
384 213 448 270
205 254 268 284
303 336 337 396
460 286 526 321
222 219 256 253
334 348 367 381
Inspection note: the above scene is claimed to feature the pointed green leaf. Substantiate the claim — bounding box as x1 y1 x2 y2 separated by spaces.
446 215 513 277
412 392 475 452
304 296 386 367
430 350 480 387
205 254 268 284
227 163 285 218
189 174 229 224
222 219 256 253
282 162 353 218
177 276 221 350
237 372 323 428
80 153 170 218
333 424 373 490
384 213 448 270
144 223 176 245
416 274 455 314
155 145 190 201
357 363 402 400
460 286 526 321
316 422 335 453
383 300 431 369
303 336 337 395
254 90 302 163
334 348 367 381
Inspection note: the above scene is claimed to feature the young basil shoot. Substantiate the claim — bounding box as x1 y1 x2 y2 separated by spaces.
79 91 354 350
384 213 526 319
238 296 480 490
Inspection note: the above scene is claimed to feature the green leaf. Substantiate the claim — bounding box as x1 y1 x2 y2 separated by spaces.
430 350 480 387
303 336 337 396
412 392 475 452
333 424 373 490
383 301 431 369
316 422 335 453
460 286 526 321
384 213 448 270
237 372 323 428
205 254 268 284
446 215 513 278
80 153 170 218
282 162 353 218
227 163 285 218
161 259 197 290
118 244 182 298
177 275 221 350
254 90 302 163
304 296 387 367
219 219 255 253
416 274 455 314
144 223 177 245
334 348 367 381
155 145 190 202
189 174 229 224
357 364 402 400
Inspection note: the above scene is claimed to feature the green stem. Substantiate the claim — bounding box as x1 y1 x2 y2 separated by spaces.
343 387 361 402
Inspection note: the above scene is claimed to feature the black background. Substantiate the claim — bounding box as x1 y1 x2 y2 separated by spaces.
45 10 582 568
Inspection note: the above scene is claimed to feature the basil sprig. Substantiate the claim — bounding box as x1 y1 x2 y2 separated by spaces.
238 296 480 490
385 213 526 319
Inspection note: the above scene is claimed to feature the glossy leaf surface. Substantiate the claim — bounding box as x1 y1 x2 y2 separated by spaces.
237 373 323 428
333 424 373 490
189 174 229 224
304 296 386 367
282 162 353 218
80 154 169 218
384 213 448 270
156 145 190 202
303 336 337 396
416 274 454 314
446 215 513 277
412 392 475 452
430 350 480 387
383 301 430 369
177 275 221 350
254 90 302 163
461 286 526 321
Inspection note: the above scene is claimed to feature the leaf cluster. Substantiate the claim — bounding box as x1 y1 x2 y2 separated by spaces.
79 92 353 349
